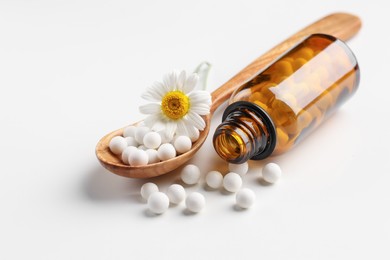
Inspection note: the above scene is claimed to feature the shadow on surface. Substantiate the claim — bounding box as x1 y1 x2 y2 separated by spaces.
82 165 182 203
82 166 144 202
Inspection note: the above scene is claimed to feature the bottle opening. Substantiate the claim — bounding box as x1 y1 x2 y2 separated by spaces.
213 128 250 163
213 101 277 163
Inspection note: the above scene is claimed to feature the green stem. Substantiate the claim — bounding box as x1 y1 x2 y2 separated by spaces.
193 61 212 91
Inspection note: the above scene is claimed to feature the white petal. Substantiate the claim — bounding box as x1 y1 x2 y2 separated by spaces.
139 103 161 114
152 81 167 97
164 121 177 140
177 70 187 90
188 90 212 105
190 103 210 115
186 111 206 130
163 71 177 91
141 92 159 102
143 114 159 128
176 120 188 136
184 121 199 140
151 119 166 132
183 73 199 93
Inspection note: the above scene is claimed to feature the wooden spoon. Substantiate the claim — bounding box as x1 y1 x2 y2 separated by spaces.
96 12 361 178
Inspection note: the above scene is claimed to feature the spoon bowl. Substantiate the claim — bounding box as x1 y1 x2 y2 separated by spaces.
96 115 211 178
96 13 361 178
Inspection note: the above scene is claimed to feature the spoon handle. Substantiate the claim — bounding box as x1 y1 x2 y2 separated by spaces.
210 12 361 113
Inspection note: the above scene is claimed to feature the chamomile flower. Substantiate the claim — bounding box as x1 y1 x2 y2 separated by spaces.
139 70 211 141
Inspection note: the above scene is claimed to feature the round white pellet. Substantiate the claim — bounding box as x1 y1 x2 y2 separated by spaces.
236 188 256 209
205 171 223 189
174 135 192 154
185 192 205 213
138 145 147 150
128 149 148 166
125 136 138 147
223 172 242 193
109 136 127 155
123 125 137 137
146 149 160 164
181 164 201 185
157 143 176 161
134 126 150 144
140 182 159 200
262 162 282 184
147 192 169 214
121 146 138 165
166 184 186 204
228 162 249 176
143 132 162 149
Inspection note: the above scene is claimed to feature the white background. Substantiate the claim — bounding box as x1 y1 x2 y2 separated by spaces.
1 1 389 259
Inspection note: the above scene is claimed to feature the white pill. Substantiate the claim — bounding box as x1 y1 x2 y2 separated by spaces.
128 149 148 166
166 184 186 204
134 126 150 144
205 170 223 189
143 132 162 149
236 188 256 209
223 172 242 192
125 136 138 147
157 143 176 161
123 125 137 137
109 136 127 155
174 135 192 154
121 146 138 165
147 192 169 214
262 162 282 184
228 162 249 176
146 149 160 164
185 192 205 213
181 164 201 185
140 182 159 200
138 145 147 150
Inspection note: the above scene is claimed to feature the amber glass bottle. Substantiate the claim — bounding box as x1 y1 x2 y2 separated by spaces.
213 34 360 163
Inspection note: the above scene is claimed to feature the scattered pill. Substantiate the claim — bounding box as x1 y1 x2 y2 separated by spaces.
109 136 127 155
174 135 192 154
143 132 162 149
205 170 223 189
146 149 160 164
228 162 249 176
128 149 149 166
157 143 176 161
147 192 169 214
236 188 256 209
223 172 242 193
125 136 138 147
123 125 137 137
140 182 159 200
262 162 282 184
166 184 186 204
181 164 201 185
134 126 150 144
185 192 205 213
121 146 138 165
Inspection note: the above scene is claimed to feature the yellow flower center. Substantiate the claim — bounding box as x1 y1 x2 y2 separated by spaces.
161 91 190 120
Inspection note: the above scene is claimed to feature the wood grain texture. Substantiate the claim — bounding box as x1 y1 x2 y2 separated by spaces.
96 12 361 178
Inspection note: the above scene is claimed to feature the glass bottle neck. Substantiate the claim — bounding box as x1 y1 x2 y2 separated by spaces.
213 102 276 163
